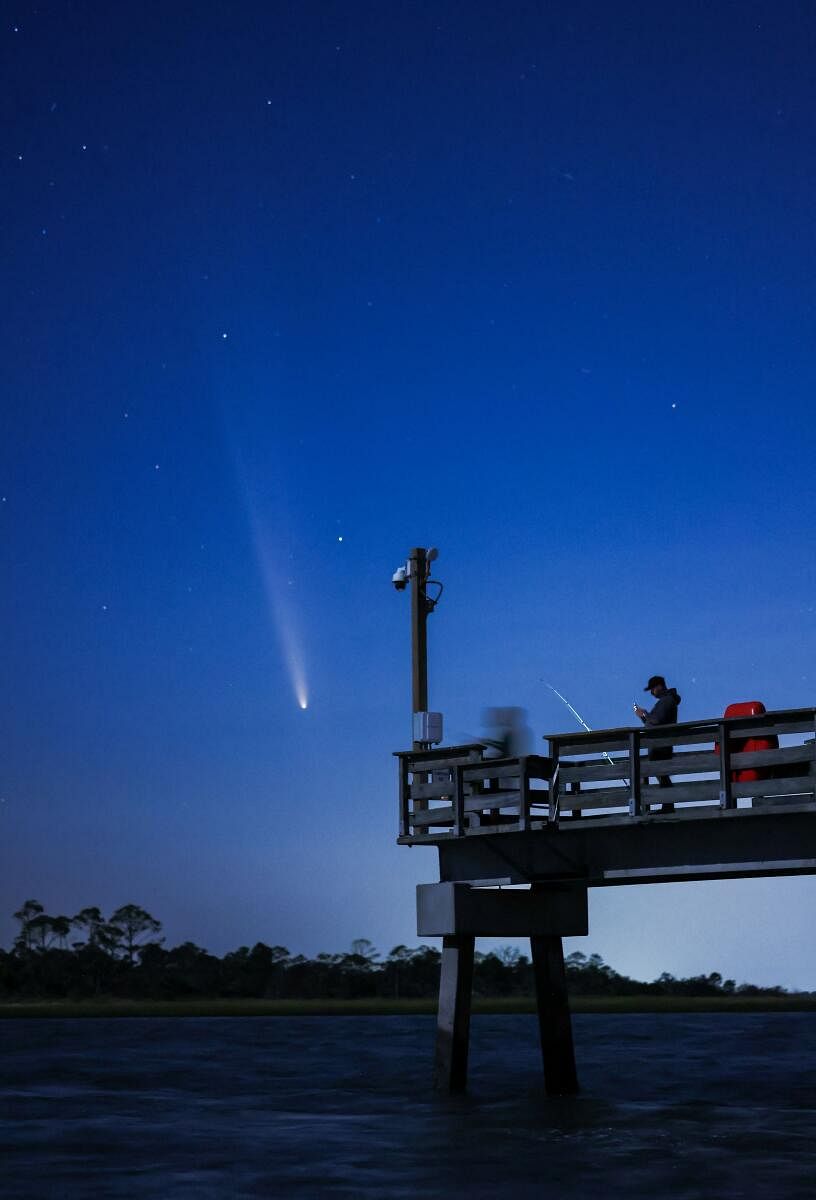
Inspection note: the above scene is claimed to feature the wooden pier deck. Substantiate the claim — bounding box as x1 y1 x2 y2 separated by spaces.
397 706 816 886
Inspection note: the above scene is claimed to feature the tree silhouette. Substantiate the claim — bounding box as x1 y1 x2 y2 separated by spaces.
73 907 122 955
0 900 794 1003
13 900 44 952
110 905 163 964
28 913 72 951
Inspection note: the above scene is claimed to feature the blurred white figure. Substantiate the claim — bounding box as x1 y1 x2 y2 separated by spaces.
480 706 533 759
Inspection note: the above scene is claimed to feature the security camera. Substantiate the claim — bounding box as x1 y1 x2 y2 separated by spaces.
392 566 408 590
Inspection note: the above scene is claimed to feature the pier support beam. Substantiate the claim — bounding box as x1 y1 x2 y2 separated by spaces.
418 881 587 1093
531 934 579 1095
433 935 475 1092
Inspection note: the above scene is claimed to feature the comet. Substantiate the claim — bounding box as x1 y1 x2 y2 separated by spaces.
252 524 309 712
226 430 311 712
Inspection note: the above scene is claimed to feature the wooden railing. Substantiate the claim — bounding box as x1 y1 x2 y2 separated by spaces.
396 707 816 841
548 706 816 821
395 745 552 838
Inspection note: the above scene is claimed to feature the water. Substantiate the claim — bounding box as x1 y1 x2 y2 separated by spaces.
2 1014 815 1198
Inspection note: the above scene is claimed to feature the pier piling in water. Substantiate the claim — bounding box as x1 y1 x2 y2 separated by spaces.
433 935 475 1092
418 882 587 1093
531 933 579 1096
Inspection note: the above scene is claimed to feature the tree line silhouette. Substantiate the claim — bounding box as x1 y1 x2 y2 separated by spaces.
1 900 790 1002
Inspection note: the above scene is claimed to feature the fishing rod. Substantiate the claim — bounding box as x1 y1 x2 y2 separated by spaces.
544 683 630 788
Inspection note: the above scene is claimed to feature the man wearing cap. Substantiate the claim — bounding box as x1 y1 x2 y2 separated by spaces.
634 675 682 804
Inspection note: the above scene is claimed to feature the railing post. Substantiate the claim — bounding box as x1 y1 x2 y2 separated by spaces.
518 756 531 832
628 730 642 817
399 757 411 837
453 763 466 837
548 741 560 824
719 721 734 809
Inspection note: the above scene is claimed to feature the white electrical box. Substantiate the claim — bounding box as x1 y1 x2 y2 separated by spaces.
413 711 443 745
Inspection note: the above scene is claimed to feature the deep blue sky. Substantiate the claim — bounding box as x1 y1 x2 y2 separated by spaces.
3 2 815 985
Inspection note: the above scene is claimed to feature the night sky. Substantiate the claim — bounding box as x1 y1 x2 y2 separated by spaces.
3 2 816 986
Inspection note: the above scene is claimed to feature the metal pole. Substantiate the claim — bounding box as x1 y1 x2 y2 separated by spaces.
409 547 428 748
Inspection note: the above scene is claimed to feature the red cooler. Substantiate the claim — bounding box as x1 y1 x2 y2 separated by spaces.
722 701 778 782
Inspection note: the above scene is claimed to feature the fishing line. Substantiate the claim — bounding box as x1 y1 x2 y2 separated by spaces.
544 682 630 789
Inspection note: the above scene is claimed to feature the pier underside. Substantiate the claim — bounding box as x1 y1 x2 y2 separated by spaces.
435 803 816 887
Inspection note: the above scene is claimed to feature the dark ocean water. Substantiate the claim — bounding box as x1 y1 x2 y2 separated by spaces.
1 1013 815 1198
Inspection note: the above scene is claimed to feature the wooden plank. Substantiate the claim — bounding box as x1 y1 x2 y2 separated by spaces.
551 729 719 756
560 758 634 783
410 779 456 800
544 706 816 743
463 764 520 783
434 935 475 1093
751 796 816 810
559 744 814 786
730 745 814 770
463 818 543 836
564 779 720 809
719 720 816 740
394 743 484 761
406 752 484 773
560 793 632 813
603 857 816 882
640 776 816 806
411 790 525 828
640 723 815 750
544 720 711 743
462 754 551 783
738 777 816 800
397 831 457 845
410 808 454 828
546 710 816 757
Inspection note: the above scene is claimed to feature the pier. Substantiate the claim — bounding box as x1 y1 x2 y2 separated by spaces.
392 547 816 1093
